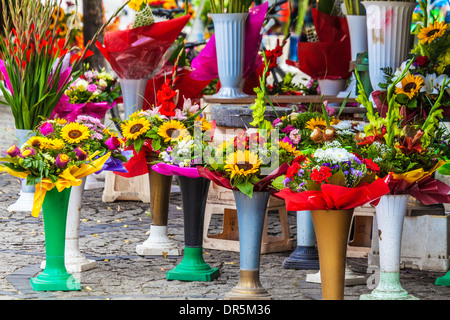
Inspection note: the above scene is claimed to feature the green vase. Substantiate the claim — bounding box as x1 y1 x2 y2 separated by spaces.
30 187 81 291
435 272 450 286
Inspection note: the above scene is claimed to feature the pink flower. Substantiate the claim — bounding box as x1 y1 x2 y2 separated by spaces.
87 84 97 93
39 122 54 136
289 129 301 144
20 148 35 158
105 136 121 150
56 154 70 168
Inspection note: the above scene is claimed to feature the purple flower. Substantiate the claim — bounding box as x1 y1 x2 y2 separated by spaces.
56 154 70 168
20 148 35 158
7 145 20 157
39 122 54 136
105 137 121 151
283 177 291 186
273 118 282 126
74 147 88 161
87 84 97 93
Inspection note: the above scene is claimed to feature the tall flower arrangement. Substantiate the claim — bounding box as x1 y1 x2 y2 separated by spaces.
0 0 128 130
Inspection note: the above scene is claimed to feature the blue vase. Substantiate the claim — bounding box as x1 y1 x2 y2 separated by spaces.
226 191 272 300
211 13 249 99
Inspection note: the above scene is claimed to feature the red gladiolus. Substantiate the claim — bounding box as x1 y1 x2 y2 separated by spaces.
156 79 178 117
286 162 301 178
362 158 380 173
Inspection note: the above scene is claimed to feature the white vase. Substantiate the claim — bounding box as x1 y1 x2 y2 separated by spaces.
318 79 347 96
120 78 148 118
362 1 416 91
346 15 368 62
211 13 249 99
7 129 35 212
360 194 418 300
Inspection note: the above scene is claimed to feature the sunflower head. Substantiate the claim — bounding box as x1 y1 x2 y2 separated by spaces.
26 137 46 149
305 117 327 131
224 150 262 179
121 117 151 140
61 122 91 144
417 21 448 45
395 74 424 99
279 140 302 157
157 120 189 143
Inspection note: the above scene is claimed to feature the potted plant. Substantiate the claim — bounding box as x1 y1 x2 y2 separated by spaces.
0 118 111 291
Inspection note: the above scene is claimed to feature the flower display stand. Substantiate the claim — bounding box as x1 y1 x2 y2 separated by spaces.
282 211 320 270
136 153 180 256
225 191 272 300
361 195 418 300
202 182 294 254
31 188 81 291
166 176 220 281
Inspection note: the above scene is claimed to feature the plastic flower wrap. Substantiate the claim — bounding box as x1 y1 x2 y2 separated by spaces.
274 141 390 210
355 58 450 205
0 117 120 216
51 68 121 121
95 1 190 80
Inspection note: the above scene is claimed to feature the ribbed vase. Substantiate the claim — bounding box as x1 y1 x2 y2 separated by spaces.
211 13 249 99
362 1 416 91
120 78 148 118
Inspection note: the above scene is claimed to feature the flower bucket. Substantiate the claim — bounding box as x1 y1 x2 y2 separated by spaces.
360 194 418 300
362 1 416 91
166 176 220 281
136 152 180 256
30 187 81 291
7 129 35 212
346 15 368 61
211 13 249 99
120 78 148 118
226 191 272 300
310 209 354 300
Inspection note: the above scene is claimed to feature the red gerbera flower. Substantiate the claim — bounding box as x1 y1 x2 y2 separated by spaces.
310 166 332 184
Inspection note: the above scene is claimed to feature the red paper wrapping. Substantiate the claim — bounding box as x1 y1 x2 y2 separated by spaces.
386 174 450 205
96 15 191 79
275 176 390 211
113 142 154 177
197 163 289 193
296 8 351 80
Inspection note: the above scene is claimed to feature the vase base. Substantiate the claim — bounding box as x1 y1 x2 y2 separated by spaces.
136 242 181 256
306 269 366 286
360 292 419 300
282 246 320 270
40 257 98 273
166 266 220 282
435 272 450 286
213 87 248 99
30 272 81 291
7 192 35 212
225 270 272 300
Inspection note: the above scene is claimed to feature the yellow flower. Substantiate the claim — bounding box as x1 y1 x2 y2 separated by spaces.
417 21 448 44
121 117 151 140
26 137 46 149
61 122 91 144
157 120 189 143
54 118 67 125
395 74 424 99
305 117 327 131
224 150 261 179
43 138 65 150
128 0 145 11
195 116 213 132
279 141 302 156
103 127 118 137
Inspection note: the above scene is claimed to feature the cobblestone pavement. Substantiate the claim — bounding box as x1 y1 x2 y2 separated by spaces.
0 104 449 306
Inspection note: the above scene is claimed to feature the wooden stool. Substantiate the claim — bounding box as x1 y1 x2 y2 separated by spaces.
102 171 150 203
202 183 294 254
347 204 374 258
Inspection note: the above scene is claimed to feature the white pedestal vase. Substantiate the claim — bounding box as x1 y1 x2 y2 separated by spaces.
136 225 180 256
8 129 35 212
120 78 148 118
362 1 416 91
41 177 98 272
211 13 249 99
360 194 418 300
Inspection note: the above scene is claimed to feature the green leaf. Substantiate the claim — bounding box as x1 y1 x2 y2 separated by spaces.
306 180 321 191
272 175 287 190
236 180 254 198
327 171 347 187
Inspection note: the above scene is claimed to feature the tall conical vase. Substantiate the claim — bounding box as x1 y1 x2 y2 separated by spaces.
346 15 368 97
282 210 319 270
136 152 180 256
120 78 148 118
361 194 418 300
226 191 272 300
362 1 416 91
30 187 81 291
8 129 35 212
211 13 249 99
310 209 354 300
166 176 220 281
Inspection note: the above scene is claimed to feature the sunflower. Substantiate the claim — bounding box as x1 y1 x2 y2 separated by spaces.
195 117 213 132
54 118 67 125
26 137 46 149
305 117 327 131
417 21 448 45
60 122 91 144
279 141 302 157
157 120 189 143
121 117 151 140
395 74 424 99
43 138 65 150
224 150 261 179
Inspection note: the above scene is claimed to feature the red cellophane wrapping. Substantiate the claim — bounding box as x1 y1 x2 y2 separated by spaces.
275 176 390 211
96 15 191 79
296 8 351 80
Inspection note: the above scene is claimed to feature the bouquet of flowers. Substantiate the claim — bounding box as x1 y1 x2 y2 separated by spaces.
0 0 127 130
355 58 450 205
50 67 121 121
0 117 121 217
